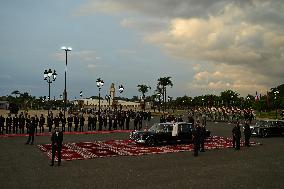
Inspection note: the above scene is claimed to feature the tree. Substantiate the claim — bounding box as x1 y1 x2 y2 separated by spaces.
157 77 173 112
11 90 20 97
137 84 151 110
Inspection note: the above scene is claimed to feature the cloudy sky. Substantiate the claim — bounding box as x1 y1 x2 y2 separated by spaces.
0 0 283 99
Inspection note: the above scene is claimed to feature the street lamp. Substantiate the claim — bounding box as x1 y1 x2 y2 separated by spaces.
105 95 111 110
96 78 104 113
61 46 72 118
44 69 57 116
118 85 124 110
274 90 280 119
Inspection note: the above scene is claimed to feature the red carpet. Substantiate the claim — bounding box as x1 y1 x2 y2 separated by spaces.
0 130 132 138
37 136 260 161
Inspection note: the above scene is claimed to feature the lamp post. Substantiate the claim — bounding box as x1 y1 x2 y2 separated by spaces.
61 46 72 118
118 85 124 110
105 95 111 111
96 78 104 114
44 69 57 116
274 90 279 119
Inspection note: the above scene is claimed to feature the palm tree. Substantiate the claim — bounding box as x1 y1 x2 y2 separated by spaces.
157 77 173 112
137 84 151 110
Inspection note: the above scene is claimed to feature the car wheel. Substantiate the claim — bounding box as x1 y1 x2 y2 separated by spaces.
146 138 155 147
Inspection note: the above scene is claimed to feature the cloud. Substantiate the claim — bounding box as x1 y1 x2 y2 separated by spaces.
75 0 284 96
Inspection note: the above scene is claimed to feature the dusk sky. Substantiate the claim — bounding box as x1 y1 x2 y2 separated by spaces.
0 0 283 99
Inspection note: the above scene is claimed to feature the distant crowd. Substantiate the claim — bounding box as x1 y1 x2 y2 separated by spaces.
0 109 153 135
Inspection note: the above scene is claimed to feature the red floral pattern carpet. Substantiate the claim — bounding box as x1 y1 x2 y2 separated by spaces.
37 136 260 161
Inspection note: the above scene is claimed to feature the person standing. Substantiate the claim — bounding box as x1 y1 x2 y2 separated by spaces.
50 127 63 166
34 115 39 133
192 121 201 157
199 124 206 152
67 114 73 132
61 116 66 132
232 122 241 150
39 114 45 133
6 114 12 134
74 114 79 132
12 114 19 134
243 121 251 147
47 115 53 132
26 117 35 145
19 113 25 134
88 114 93 131
79 114 85 132
125 113 130 130
0 115 5 134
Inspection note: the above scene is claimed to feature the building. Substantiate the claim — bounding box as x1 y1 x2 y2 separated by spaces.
74 83 141 110
0 101 9 110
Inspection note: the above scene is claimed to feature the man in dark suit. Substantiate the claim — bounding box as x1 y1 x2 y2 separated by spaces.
26 117 35 145
243 121 251 147
199 124 206 152
192 120 201 157
39 114 45 133
232 122 241 150
6 114 12 134
50 127 63 166
67 114 73 132
0 115 5 134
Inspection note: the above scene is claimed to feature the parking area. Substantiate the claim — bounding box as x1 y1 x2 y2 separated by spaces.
0 120 283 189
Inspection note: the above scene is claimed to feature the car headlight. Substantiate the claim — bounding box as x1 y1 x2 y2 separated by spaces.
139 134 144 140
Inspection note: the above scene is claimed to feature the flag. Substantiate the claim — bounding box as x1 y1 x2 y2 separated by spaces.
255 91 259 101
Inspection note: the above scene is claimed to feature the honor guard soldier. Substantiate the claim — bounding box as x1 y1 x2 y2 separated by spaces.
47 115 53 132
13 114 19 134
19 112 25 134
6 114 12 134
74 114 79 131
25 115 31 134
67 114 73 132
39 114 45 133
61 116 66 132
34 115 39 133
0 115 5 134
79 114 85 132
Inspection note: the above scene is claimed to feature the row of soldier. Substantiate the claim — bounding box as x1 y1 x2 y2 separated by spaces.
0 110 152 134
188 106 255 124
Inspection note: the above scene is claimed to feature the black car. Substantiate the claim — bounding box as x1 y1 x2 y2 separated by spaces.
250 120 284 137
130 122 211 146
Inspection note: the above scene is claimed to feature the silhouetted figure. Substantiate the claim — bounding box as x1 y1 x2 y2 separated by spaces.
50 127 63 166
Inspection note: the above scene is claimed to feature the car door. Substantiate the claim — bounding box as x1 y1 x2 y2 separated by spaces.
178 123 192 142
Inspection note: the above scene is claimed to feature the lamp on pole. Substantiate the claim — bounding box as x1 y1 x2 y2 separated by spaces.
274 90 279 119
96 78 104 114
44 69 57 116
118 85 124 110
61 46 72 119
105 95 111 111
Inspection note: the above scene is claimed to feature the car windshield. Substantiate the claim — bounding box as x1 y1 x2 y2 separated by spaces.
148 123 170 132
255 121 266 127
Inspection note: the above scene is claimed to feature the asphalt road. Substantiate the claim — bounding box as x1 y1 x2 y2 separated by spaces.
0 118 283 189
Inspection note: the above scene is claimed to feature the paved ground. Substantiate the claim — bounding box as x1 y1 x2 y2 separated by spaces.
0 118 283 189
